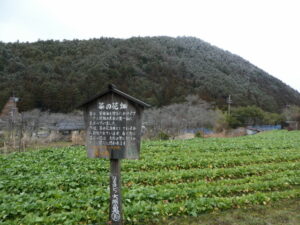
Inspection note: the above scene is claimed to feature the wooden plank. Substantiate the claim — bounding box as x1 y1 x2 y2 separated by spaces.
85 92 141 159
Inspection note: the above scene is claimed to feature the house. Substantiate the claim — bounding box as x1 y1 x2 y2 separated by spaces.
55 120 85 135
0 97 19 119
246 127 260 135
285 121 299 130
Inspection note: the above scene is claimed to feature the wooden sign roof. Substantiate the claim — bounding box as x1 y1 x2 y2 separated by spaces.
78 84 150 109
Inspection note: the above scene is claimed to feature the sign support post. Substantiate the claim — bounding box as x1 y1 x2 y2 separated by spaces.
109 159 122 225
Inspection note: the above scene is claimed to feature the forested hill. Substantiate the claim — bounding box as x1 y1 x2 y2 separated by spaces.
0 36 299 113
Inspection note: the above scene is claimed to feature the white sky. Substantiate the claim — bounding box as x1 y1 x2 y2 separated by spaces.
1 0 300 92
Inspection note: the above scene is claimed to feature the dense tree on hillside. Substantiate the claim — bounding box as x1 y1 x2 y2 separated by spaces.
227 106 284 128
0 37 299 113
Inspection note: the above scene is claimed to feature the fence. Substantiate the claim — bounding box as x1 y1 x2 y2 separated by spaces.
247 125 282 131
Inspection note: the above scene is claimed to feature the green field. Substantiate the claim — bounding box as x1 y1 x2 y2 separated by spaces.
1 130 300 224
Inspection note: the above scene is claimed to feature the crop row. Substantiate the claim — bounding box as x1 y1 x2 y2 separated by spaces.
123 161 300 185
124 173 300 202
2 188 299 225
3 169 298 215
2 145 300 175
123 188 300 224
142 132 300 153
2 160 299 195
142 147 299 159
142 138 300 153
126 169 300 190
124 151 300 171
1 172 299 225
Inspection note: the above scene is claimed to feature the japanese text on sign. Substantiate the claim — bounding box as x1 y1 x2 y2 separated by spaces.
88 102 137 147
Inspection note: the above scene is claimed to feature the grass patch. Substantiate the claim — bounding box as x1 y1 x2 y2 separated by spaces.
162 198 300 225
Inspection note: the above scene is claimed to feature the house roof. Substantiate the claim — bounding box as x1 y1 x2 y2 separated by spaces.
0 97 19 118
77 84 150 109
56 120 85 131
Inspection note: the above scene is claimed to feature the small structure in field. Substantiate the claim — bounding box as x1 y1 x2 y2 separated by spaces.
56 120 85 135
285 121 299 130
246 127 260 135
0 97 19 119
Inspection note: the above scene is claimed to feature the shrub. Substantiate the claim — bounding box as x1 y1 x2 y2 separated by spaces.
157 131 170 140
194 131 204 138
226 106 278 128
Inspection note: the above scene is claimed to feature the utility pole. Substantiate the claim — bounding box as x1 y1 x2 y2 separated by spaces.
227 95 232 115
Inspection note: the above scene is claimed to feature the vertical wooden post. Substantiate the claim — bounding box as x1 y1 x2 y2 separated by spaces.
109 159 122 225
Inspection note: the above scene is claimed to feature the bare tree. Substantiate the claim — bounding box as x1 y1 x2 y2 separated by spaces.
143 96 223 139
0 109 84 153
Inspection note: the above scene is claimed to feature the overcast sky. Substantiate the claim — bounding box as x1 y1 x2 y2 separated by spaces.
1 0 299 92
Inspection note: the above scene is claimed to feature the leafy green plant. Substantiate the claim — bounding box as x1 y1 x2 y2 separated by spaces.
0 130 300 224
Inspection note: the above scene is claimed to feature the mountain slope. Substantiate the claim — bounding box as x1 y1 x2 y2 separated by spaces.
0 36 299 112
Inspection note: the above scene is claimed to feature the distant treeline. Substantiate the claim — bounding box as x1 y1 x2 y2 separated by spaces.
1 36 300 112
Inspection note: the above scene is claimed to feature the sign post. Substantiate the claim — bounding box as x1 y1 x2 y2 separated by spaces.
79 84 150 224
110 159 122 224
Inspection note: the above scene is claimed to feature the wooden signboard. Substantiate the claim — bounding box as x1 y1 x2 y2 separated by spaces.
79 84 149 224
84 93 143 159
